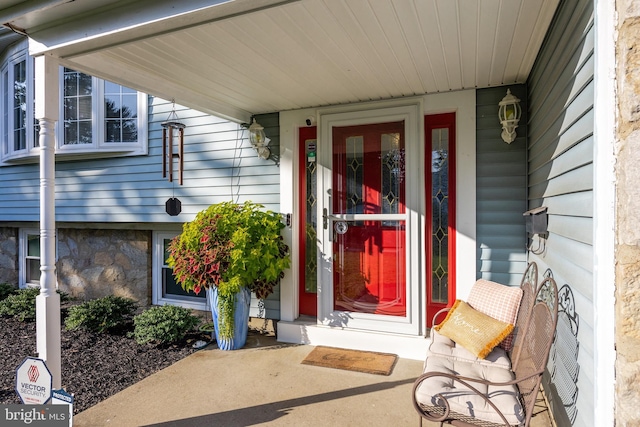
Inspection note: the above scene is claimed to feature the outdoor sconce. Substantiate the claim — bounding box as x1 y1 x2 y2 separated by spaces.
162 103 186 184
248 118 271 159
498 89 521 144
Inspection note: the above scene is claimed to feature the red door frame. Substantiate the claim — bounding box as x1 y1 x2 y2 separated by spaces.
425 113 456 327
298 126 317 316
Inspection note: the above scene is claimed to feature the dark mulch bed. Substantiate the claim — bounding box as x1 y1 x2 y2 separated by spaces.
0 316 211 414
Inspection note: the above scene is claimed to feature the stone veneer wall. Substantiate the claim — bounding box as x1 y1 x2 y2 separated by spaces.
616 1 640 425
0 227 18 285
57 228 151 304
0 226 152 304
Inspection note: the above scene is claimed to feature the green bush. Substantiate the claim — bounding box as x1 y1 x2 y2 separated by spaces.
65 295 138 333
0 283 18 301
0 287 71 322
0 287 40 321
133 305 200 345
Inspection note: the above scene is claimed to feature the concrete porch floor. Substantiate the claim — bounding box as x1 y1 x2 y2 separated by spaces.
73 332 555 427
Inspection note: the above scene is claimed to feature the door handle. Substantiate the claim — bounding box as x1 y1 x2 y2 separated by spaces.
323 208 328 230
323 208 334 241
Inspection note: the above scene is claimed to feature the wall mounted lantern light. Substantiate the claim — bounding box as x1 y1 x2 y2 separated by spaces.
248 118 271 159
498 89 521 144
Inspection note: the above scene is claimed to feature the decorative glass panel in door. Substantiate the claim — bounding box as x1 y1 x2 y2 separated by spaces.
332 121 406 316
425 113 456 327
299 126 318 316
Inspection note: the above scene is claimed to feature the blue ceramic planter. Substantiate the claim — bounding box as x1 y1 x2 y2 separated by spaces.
207 286 251 350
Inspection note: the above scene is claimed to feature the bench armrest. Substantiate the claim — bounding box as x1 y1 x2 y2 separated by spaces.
413 371 516 426
431 307 450 327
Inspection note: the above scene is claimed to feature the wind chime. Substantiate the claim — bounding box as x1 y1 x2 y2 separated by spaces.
162 102 186 184
162 101 186 216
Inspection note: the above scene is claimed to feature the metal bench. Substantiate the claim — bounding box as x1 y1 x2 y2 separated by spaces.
412 263 558 427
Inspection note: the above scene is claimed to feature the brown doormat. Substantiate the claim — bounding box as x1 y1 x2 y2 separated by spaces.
301 346 398 376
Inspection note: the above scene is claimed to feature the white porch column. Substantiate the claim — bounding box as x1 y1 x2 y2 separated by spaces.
34 54 61 388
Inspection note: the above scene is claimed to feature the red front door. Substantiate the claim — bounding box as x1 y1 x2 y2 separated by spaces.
331 121 406 316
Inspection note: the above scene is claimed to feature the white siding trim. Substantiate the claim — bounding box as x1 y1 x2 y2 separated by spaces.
593 0 617 425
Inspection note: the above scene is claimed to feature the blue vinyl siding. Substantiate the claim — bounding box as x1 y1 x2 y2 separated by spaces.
0 98 281 223
475 85 528 287
527 0 594 425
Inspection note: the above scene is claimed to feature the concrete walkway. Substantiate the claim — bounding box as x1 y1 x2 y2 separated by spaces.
73 332 555 427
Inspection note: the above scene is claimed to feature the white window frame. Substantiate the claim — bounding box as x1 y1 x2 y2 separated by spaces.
0 41 148 165
19 228 57 289
0 46 36 162
58 67 148 156
152 231 208 311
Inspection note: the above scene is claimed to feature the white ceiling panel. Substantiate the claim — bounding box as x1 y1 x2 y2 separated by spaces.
458 0 480 89
0 0 560 122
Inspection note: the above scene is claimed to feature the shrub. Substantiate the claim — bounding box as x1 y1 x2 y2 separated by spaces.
0 287 71 322
0 283 18 301
0 287 40 321
65 295 138 333
133 305 200 345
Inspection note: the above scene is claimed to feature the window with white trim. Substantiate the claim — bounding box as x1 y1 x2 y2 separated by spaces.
22 229 40 286
1 51 38 161
152 231 207 310
0 41 147 164
60 68 147 154
19 228 57 288
62 68 92 145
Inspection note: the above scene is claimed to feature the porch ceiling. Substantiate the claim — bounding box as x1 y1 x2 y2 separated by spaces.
0 0 559 123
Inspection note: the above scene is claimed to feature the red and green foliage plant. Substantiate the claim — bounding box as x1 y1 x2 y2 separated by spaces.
167 202 290 339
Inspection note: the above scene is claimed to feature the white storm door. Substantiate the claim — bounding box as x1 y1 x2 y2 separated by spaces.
317 103 421 335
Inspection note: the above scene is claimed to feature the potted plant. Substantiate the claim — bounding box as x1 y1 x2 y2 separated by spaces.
167 201 290 350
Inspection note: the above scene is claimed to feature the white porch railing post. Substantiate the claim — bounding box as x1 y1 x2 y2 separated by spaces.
34 54 61 389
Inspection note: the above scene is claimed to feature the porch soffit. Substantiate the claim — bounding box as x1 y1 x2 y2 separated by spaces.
0 0 559 123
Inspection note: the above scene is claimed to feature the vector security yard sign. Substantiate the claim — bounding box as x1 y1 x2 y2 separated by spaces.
15 357 52 404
